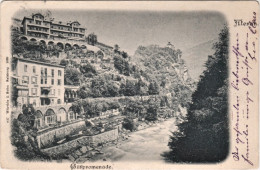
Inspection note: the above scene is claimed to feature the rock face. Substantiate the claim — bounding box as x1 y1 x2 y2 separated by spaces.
133 45 195 94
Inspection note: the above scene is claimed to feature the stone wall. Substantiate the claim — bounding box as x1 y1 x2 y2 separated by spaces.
88 127 119 144
36 120 86 148
41 128 119 156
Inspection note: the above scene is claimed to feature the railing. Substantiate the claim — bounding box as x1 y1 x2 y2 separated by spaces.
27 23 50 29
28 29 49 34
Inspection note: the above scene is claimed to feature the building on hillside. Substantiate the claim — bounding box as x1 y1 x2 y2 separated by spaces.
167 42 175 50
21 13 86 41
15 13 115 57
87 33 97 45
12 57 65 109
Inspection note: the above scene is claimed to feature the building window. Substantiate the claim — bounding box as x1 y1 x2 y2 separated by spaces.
36 21 41 25
51 79 54 85
45 77 47 84
33 66 36 73
41 68 44 75
31 88 37 95
35 119 41 128
57 99 61 104
24 65 28 72
69 112 74 120
22 76 29 84
46 116 54 124
51 69 54 77
44 68 47 76
58 70 62 76
31 77 37 84
58 79 61 85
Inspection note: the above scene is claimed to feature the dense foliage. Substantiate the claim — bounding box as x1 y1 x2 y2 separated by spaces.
113 55 131 76
72 99 121 118
164 26 229 162
64 68 81 86
11 105 49 160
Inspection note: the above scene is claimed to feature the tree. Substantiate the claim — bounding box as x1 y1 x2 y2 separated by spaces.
122 118 136 132
80 63 97 77
165 26 229 163
64 68 81 86
124 80 136 96
148 81 159 95
113 55 130 76
60 59 68 66
11 31 26 57
78 86 92 99
106 82 119 97
114 44 120 53
122 51 128 59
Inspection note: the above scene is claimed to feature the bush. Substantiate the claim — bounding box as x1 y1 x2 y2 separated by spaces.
122 118 136 132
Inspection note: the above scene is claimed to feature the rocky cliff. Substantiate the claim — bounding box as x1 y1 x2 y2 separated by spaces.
132 45 195 96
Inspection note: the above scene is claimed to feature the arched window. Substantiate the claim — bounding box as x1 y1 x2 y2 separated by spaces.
34 110 43 128
69 112 74 120
45 109 56 125
57 108 67 123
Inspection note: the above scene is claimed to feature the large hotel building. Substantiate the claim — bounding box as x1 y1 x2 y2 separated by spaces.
12 57 65 108
21 13 86 41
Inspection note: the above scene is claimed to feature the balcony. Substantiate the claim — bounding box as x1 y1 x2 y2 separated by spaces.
50 28 71 33
27 23 50 29
50 27 85 35
16 85 29 90
28 29 49 35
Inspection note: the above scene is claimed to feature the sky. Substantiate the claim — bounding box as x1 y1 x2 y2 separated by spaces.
14 10 227 79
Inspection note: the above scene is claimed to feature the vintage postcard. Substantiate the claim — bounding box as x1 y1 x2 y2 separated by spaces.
0 1 259 169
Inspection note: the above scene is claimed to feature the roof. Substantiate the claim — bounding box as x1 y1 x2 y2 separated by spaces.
13 57 65 68
22 17 51 25
21 16 85 30
71 21 81 25
32 13 44 18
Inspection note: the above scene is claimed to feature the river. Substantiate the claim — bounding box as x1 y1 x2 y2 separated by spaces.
96 118 178 162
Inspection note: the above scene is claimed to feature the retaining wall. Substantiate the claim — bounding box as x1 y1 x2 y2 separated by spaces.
36 120 86 148
41 128 119 156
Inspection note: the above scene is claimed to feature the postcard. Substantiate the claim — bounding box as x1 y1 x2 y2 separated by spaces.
0 1 259 169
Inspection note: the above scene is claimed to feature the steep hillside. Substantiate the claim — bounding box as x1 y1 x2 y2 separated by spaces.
11 27 195 106
182 39 216 80
133 45 195 94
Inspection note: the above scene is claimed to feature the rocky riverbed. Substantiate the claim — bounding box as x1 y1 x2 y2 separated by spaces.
74 118 178 163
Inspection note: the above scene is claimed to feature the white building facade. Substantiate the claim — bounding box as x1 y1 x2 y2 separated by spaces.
12 57 65 108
